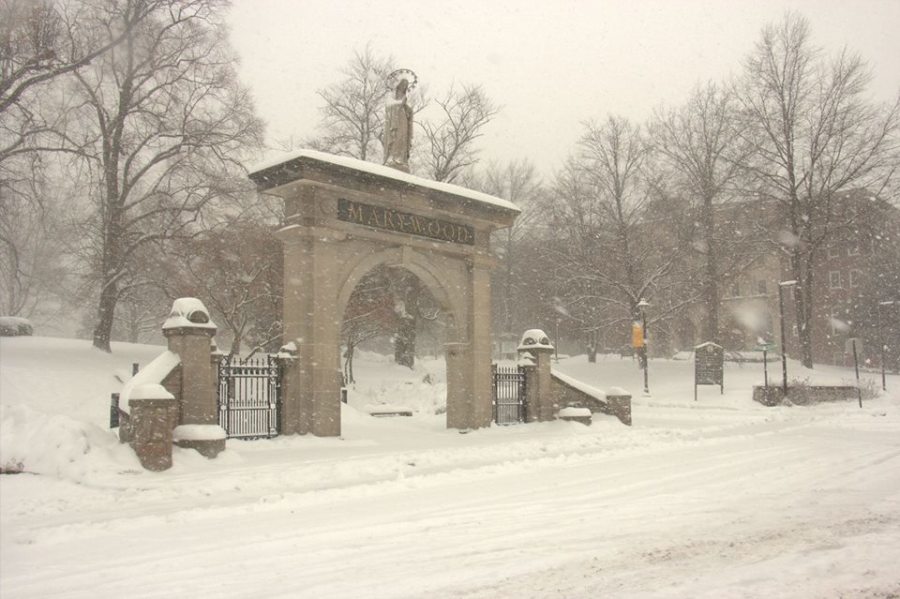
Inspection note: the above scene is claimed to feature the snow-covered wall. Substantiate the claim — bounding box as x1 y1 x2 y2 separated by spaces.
551 370 632 426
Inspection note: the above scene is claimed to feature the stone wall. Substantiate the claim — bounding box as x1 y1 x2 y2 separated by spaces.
752 385 860 406
551 373 632 426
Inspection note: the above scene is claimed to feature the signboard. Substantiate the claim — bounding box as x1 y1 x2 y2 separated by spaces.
694 341 724 400
337 198 475 245
631 322 644 348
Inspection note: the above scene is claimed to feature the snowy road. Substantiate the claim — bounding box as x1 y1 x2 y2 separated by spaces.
3 340 900 597
3 412 899 598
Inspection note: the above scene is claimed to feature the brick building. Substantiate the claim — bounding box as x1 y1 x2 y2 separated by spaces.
681 189 900 370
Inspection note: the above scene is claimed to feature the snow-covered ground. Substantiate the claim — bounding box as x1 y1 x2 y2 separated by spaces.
2 337 899 598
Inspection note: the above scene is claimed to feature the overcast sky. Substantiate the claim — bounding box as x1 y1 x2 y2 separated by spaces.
227 0 900 178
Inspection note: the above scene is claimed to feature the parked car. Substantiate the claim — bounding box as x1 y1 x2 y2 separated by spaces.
0 316 33 336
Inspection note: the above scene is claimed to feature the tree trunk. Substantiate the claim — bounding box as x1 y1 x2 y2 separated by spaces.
796 273 815 369
92 282 118 352
394 314 416 368
587 331 598 363
701 195 720 343
393 274 420 368
789 250 815 369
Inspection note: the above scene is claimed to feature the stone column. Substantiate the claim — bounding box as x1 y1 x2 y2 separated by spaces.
445 341 472 429
279 227 343 437
518 329 556 422
162 298 225 457
468 258 495 428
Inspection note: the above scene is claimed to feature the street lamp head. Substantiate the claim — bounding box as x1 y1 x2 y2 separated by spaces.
878 300 896 306
779 280 799 288
637 299 651 308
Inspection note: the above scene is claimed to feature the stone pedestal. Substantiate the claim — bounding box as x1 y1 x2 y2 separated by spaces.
518 329 556 422
129 386 179 471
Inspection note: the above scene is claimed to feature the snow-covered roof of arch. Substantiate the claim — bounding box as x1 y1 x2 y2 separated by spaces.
248 149 520 214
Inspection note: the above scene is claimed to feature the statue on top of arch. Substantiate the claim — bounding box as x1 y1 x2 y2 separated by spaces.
383 69 417 173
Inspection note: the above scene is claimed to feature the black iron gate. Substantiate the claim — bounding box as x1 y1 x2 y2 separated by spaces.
218 355 282 439
492 364 526 425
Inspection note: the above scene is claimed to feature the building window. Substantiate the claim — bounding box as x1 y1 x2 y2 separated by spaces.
829 271 842 289
756 280 767 295
828 245 841 258
850 269 861 288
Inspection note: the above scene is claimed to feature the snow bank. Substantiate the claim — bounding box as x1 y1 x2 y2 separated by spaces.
0 404 139 478
558 406 592 418
173 424 226 441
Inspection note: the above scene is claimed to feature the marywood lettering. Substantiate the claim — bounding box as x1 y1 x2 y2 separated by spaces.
338 199 474 245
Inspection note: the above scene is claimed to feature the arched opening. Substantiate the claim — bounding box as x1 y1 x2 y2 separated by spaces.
340 264 451 423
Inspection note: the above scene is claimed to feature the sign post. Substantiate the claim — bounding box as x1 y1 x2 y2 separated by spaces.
755 342 776 390
694 342 724 401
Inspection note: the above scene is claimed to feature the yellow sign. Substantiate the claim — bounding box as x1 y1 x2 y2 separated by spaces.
631 322 644 348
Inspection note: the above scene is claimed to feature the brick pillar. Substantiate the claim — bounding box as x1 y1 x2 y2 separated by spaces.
129 384 178 471
162 298 226 457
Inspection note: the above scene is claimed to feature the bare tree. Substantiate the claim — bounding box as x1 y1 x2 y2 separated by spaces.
0 152 67 317
0 0 148 164
651 82 758 343
67 0 264 351
157 221 282 357
471 160 542 336
312 45 394 161
737 12 900 367
418 84 498 183
545 117 689 360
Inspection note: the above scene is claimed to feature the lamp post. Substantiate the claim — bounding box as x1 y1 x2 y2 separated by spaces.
878 300 896 391
637 298 651 395
555 318 560 362
778 280 798 395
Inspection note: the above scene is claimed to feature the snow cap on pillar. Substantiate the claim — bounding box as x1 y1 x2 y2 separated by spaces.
162 297 216 332
517 329 554 351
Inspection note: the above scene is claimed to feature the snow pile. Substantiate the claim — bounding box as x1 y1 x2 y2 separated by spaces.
345 350 447 416
118 350 180 413
0 337 162 477
173 424 226 441
0 404 140 478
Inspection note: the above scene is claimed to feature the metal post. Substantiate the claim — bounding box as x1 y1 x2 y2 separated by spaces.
640 305 649 395
132 362 139 376
763 348 769 388
852 339 862 409
879 301 894 392
110 393 120 428
555 319 560 363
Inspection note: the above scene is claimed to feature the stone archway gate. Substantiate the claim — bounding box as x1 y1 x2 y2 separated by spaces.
249 150 519 437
